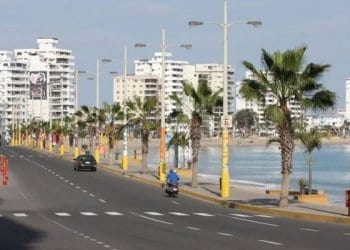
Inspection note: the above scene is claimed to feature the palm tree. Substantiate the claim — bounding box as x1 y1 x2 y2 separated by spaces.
126 96 159 173
297 128 323 195
75 105 98 150
166 131 190 169
99 102 123 164
171 80 222 187
240 46 335 207
166 107 190 169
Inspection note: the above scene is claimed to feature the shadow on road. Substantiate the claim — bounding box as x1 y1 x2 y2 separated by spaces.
0 216 46 249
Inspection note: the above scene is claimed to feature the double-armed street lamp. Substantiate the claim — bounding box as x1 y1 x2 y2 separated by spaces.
135 29 191 181
122 45 129 171
189 0 261 198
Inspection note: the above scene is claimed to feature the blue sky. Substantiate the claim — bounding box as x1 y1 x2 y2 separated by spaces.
1 0 349 110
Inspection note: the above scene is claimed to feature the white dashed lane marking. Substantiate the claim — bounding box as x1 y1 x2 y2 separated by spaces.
259 240 283 246
230 213 252 218
194 213 215 217
169 212 189 216
13 213 28 217
255 214 273 218
55 213 72 217
217 232 233 237
187 227 200 231
99 199 106 203
80 212 98 216
105 212 123 216
144 212 163 216
300 228 319 232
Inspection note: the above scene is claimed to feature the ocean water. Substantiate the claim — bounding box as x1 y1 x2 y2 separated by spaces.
149 143 350 204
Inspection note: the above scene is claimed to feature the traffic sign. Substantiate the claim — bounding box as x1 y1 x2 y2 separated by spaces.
221 115 232 128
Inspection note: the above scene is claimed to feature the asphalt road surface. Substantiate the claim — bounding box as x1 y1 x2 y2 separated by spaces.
0 146 349 250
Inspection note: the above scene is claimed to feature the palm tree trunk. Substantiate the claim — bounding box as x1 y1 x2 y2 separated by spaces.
191 162 198 187
174 144 179 168
279 172 290 207
140 129 149 173
190 115 201 188
278 118 294 208
308 158 312 195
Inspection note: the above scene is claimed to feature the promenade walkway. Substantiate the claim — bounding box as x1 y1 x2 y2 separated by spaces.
97 156 350 226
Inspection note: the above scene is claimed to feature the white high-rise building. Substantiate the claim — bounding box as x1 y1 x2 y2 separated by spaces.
345 78 350 120
183 64 235 136
236 71 304 135
0 38 76 134
134 52 188 119
14 38 76 123
0 51 29 133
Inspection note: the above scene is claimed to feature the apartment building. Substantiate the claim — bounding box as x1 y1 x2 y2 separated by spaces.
183 64 235 137
14 38 76 123
0 51 29 133
134 52 188 119
113 74 160 110
236 71 304 135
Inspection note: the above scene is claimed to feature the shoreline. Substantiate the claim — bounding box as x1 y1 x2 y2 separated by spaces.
120 136 350 149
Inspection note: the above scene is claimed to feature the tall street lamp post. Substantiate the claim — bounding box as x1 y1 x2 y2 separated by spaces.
96 59 112 109
122 46 129 171
135 29 191 182
189 0 261 198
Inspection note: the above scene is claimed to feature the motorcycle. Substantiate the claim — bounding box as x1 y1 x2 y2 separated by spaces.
165 182 179 197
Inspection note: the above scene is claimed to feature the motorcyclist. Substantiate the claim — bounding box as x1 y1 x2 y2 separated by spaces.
166 169 180 185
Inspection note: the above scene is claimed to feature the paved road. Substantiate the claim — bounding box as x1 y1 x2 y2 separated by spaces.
1 146 350 249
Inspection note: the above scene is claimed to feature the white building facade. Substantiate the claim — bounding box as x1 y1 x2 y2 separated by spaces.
0 51 29 133
14 38 76 123
134 52 188 119
345 78 350 120
183 64 235 136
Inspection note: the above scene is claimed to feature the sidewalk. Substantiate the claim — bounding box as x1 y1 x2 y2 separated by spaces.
97 156 350 225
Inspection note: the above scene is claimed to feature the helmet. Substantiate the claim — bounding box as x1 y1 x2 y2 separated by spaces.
173 169 177 173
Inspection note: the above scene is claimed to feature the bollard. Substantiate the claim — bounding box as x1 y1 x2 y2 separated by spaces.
74 147 80 159
346 190 350 216
94 149 100 164
59 144 64 157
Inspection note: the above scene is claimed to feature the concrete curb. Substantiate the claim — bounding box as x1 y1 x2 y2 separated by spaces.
100 165 350 225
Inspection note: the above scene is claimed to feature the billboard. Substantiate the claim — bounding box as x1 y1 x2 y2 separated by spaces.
29 71 47 100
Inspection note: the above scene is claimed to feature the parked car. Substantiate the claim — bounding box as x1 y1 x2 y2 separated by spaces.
73 154 97 171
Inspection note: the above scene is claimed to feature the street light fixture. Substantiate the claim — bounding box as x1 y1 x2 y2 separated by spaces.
135 29 192 182
189 0 261 198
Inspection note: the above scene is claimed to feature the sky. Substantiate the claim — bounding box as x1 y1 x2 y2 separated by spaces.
1 0 349 110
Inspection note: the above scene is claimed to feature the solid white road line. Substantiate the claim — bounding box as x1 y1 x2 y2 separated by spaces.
144 212 163 216
259 240 283 246
193 213 215 217
130 212 173 225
